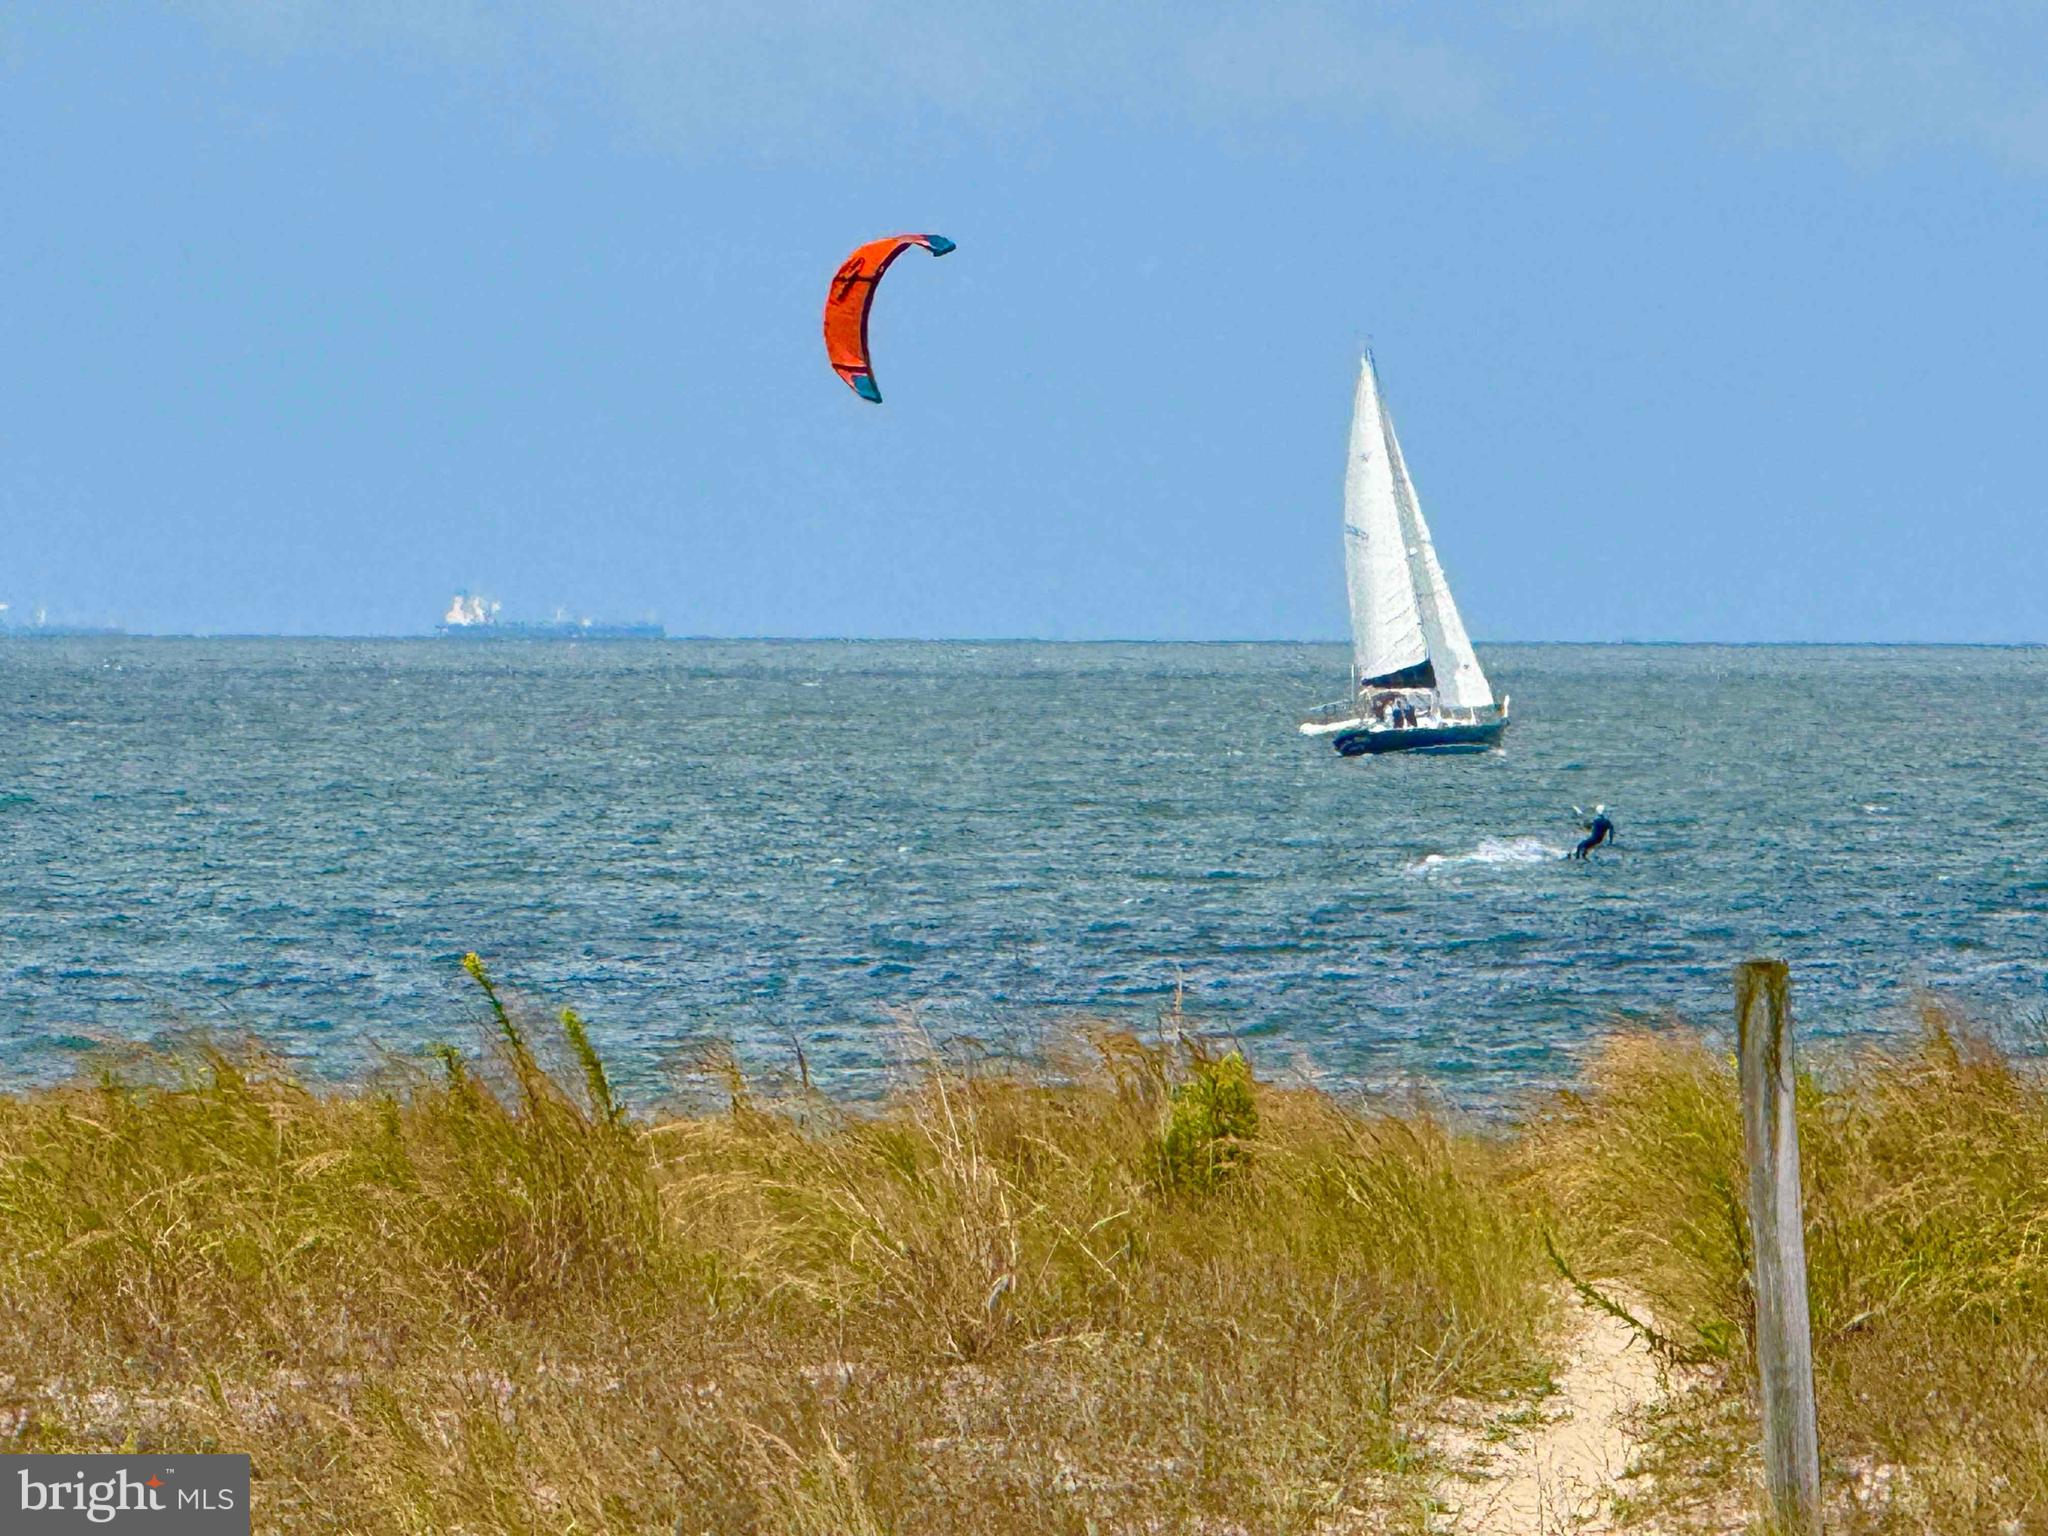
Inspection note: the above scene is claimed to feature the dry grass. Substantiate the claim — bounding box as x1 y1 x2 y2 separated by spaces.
7 967 2047 1533
0 959 1554 1534
1525 1005 2048 1532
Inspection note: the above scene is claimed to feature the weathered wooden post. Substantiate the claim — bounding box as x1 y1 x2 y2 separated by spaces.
1736 959 1822 1534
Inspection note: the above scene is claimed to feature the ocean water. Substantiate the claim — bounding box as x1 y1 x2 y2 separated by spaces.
1 639 2043 1107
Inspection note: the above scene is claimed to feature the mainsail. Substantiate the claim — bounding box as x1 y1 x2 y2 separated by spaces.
1341 352 1493 710
1342 355 1431 691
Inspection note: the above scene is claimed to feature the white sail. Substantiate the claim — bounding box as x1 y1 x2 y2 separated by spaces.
1385 412 1494 711
1343 354 1429 690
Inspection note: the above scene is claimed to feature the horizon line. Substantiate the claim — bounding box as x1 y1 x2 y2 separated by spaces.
5 632 2043 649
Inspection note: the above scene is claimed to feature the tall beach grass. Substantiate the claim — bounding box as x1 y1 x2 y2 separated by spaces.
0 959 1553 1533
1527 1006 2048 1532
1 963 2044 1532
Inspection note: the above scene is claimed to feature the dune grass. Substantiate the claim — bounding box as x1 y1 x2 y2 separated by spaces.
3 965 2045 1532
0 959 1553 1534
1527 1006 2048 1532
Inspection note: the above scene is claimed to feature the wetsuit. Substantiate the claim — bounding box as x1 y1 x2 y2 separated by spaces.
1572 814 1615 860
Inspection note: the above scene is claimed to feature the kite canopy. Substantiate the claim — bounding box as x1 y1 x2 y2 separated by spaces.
823 233 955 403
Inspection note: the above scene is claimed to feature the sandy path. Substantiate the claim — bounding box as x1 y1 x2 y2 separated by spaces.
1437 1293 1663 1534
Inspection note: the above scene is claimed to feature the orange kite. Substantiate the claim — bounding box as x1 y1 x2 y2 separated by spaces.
822 233 955 403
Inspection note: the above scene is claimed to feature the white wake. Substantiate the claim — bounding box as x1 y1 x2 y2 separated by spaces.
1407 836 1565 874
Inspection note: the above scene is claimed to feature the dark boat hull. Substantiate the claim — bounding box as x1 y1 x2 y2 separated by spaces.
1333 717 1508 756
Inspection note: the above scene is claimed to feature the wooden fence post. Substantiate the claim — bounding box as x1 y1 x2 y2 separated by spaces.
1736 959 1822 1534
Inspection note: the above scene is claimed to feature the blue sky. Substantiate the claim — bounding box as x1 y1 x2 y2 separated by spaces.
2 2 2044 640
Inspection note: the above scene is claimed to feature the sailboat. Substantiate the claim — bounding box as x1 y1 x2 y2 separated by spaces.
1300 352 1509 756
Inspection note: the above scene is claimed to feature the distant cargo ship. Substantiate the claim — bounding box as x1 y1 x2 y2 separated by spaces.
434 594 664 641
0 604 125 637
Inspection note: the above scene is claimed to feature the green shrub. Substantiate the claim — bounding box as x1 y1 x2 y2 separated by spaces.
1156 1048 1258 1192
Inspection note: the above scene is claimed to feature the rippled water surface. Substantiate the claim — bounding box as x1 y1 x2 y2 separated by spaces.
2 640 2043 1104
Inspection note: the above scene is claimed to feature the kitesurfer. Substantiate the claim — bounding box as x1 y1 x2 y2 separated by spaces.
1570 805 1616 860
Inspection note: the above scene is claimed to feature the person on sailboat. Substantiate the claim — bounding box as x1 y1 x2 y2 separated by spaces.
1570 805 1616 860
